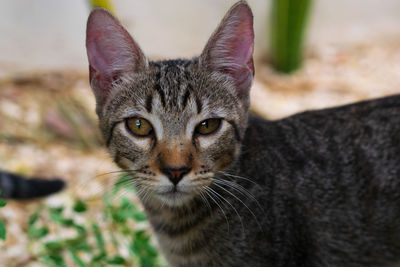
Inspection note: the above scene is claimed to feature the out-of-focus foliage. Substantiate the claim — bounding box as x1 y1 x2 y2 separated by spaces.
28 174 164 267
269 0 313 73
89 0 116 14
0 190 6 241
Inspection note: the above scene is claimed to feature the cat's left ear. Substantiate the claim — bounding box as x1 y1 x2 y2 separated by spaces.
86 8 147 111
200 1 254 99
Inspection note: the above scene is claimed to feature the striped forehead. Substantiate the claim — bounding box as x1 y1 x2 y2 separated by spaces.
147 60 202 114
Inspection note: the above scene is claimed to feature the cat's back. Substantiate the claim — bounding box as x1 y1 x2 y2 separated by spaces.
239 94 400 267
243 94 400 203
244 94 400 163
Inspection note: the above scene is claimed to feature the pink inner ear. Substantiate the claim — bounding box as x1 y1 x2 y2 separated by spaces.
201 3 255 97
86 8 146 106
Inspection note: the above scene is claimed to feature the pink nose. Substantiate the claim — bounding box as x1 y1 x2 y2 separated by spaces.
161 167 191 185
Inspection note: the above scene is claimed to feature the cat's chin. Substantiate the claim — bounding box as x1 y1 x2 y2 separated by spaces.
154 190 195 207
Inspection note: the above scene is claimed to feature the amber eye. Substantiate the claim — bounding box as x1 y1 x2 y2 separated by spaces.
126 117 153 137
195 119 221 135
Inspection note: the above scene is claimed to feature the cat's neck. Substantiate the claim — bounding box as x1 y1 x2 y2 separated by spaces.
142 195 218 265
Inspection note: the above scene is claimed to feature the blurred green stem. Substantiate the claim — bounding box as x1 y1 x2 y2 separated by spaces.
269 0 313 73
89 0 116 14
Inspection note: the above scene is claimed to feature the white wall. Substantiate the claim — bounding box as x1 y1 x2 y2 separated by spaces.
0 0 399 77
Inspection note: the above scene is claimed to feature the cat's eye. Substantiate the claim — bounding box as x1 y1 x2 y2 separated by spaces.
126 117 153 137
195 119 221 135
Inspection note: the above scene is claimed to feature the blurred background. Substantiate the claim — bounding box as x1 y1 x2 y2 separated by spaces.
0 0 399 266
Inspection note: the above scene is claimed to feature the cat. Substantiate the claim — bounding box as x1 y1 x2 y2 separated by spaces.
0 170 65 199
85 1 400 267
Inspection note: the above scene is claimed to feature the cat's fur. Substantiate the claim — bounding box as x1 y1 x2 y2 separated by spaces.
86 2 400 267
0 170 65 199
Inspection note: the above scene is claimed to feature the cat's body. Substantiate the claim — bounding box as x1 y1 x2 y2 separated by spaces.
0 170 65 199
145 95 400 267
86 2 400 266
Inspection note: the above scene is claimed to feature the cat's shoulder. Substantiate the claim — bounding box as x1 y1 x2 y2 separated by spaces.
290 94 400 121
245 94 400 142
249 94 400 127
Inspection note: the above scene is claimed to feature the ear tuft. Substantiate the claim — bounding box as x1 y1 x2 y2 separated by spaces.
86 8 147 109
200 1 254 99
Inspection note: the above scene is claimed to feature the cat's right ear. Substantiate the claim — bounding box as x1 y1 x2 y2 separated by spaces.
200 1 254 100
86 8 147 108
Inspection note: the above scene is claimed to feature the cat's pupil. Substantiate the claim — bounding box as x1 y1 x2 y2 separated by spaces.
201 121 208 128
136 119 142 129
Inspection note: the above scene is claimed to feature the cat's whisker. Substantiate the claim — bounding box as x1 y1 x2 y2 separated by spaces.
135 186 149 205
203 186 230 233
77 170 136 198
143 188 153 204
214 178 265 213
138 184 154 205
135 186 147 200
114 189 131 202
219 171 261 188
206 186 245 236
213 182 263 232
198 190 212 213
78 174 123 197
94 169 139 178
110 177 138 202
111 185 135 202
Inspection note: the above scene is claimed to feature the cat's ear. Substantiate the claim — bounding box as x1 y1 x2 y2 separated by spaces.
200 1 254 99
86 8 147 108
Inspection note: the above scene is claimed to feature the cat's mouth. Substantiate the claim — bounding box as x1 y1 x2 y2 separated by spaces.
153 184 200 206
158 185 190 197
155 189 192 206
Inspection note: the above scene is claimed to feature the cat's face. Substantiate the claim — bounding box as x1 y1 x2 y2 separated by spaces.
86 2 254 206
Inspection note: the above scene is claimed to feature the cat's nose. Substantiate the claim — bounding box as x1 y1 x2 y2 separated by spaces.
161 166 191 185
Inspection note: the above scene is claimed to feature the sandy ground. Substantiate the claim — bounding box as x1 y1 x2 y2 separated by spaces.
0 38 399 266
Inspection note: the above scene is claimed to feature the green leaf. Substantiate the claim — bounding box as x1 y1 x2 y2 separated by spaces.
29 226 49 239
49 210 75 227
73 200 87 213
0 198 6 207
49 212 63 223
107 255 126 265
92 223 106 253
49 206 65 214
28 212 39 226
74 224 87 234
91 251 107 262
40 253 67 267
133 212 147 222
65 235 89 249
60 218 75 227
0 220 6 241
45 241 64 254
69 249 88 267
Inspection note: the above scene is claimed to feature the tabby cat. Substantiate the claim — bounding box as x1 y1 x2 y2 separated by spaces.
0 170 65 199
86 1 400 266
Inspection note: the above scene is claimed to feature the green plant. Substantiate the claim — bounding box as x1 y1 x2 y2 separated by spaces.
89 0 116 14
0 190 6 241
28 175 164 266
269 0 313 73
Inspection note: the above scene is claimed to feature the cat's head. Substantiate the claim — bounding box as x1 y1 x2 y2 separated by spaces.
86 1 254 207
